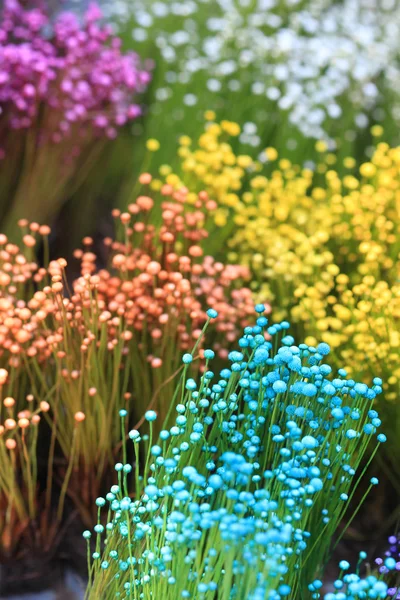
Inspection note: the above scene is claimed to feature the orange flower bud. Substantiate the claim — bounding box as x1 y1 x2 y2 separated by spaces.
39 225 51 236
0 369 8 385
136 196 154 211
138 173 152 185
23 234 36 247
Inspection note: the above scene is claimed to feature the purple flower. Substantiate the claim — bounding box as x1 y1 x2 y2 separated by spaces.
0 0 150 155
374 535 400 594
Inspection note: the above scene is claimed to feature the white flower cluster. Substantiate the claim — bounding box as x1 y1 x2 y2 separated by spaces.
99 0 400 141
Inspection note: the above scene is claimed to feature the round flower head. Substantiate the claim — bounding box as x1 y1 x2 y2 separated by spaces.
145 410 157 422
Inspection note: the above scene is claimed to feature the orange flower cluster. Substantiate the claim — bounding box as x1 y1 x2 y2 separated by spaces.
0 182 257 374
72 177 257 367
0 177 263 533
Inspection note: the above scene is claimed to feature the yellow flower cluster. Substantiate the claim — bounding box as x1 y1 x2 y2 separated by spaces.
302 278 400 400
147 117 400 399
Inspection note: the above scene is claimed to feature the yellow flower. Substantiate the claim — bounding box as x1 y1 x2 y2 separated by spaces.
159 164 172 176
312 188 326 201
146 139 160 152
371 124 384 137
204 110 216 121
166 173 181 187
343 175 359 189
343 157 356 169
179 135 192 147
315 140 328 153
265 147 278 161
237 155 253 168
220 120 240 136
359 162 377 178
150 178 162 191
214 209 228 227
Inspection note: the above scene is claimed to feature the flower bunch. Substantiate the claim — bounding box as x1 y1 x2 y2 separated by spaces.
0 226 83 557
162 120 400 411
0 0 150 234
84 306 385 598
102 0 400 150
0 1 148 137
299 278 400 398
0 179 256 527
65 178 256 428
0 374 55 560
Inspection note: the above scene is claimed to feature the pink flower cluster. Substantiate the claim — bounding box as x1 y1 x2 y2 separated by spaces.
0 1 150 148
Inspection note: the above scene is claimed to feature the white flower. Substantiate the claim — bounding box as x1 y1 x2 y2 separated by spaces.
98 0 400 140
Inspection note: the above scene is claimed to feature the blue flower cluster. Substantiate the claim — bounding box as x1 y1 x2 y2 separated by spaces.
84 306 385 599
308 555 388 599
